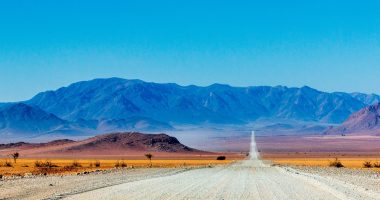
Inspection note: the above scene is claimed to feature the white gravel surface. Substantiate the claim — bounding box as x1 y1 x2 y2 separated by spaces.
0 168 188 200
64 132 380 200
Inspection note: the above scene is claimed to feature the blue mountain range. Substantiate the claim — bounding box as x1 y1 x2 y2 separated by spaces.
1 78 379 141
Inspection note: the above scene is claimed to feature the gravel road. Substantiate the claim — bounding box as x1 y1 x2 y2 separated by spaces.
63 132 380 200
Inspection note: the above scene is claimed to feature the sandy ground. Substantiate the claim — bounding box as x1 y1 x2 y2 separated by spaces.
61 133 380 200
270 157 380 169
2 162 380 200
1 133 380 200
0 168 189 200
0 159 234 176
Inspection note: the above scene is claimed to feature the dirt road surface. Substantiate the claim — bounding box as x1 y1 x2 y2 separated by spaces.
64 132 380 200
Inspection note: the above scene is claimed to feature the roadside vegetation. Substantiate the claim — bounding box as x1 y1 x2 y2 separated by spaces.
363 161 372 168
329 158 344 168
0 158 232 177
115 160 127 168
3 160 13 167
272 157 380 169
362 161 380 168
145 153 153 167
11 152 19 163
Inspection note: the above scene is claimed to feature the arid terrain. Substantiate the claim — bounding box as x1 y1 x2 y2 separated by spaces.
1 133 380 200
2 1 380 199
0 132 209 158
0 132 241 176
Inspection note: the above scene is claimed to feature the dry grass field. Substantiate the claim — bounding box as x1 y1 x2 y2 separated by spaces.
269 157 380 170
0 158 235 176
257 135 380 170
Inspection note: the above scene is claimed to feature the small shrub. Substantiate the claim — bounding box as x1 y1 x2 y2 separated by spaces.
329 158 344 168
89 163 93 168
44 161 58 168
363 161 373 168
216 156 226 160
4 160 13 167
373 162 380 168
115 160 127 168
35 160 58 168
115 161 120 168
71 161 82 168
95 160 101 167
35 160 43 167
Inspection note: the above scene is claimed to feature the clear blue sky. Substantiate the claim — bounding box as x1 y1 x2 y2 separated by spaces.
1 0 380 102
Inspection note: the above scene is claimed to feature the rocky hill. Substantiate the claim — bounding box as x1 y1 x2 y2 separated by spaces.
65 132 198 153
0 132 201 157
325 103 380 135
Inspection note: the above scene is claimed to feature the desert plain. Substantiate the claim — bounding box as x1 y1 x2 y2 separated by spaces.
1 132 380 200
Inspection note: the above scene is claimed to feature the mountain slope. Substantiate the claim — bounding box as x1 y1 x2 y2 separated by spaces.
325 103 380 135
0 103 173 142
0 103 68 137
96 117 173 132
26 78 374 124
350 93 380 105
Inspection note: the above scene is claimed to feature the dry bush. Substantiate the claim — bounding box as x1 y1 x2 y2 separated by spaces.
95 160 101 167
35 160 58 168
373 162 380 168
44 161 58 168
34 160 43 167
329 158 344 168
71 161 82 168
34 160 59 175
4 160 13 167
115 160 127 168
88 161 101 168
363 161 373 168
62 161 82 171
216 156 226 160
114 161 120 168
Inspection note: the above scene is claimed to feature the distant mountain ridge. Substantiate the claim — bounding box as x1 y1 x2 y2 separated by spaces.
1 77 379 141
0 102 173 142
0 103 68 135
27 78 379 124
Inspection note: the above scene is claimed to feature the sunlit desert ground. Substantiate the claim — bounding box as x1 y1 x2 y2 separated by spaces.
0 158 236 176
269 157 380 169
2 133 380 200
